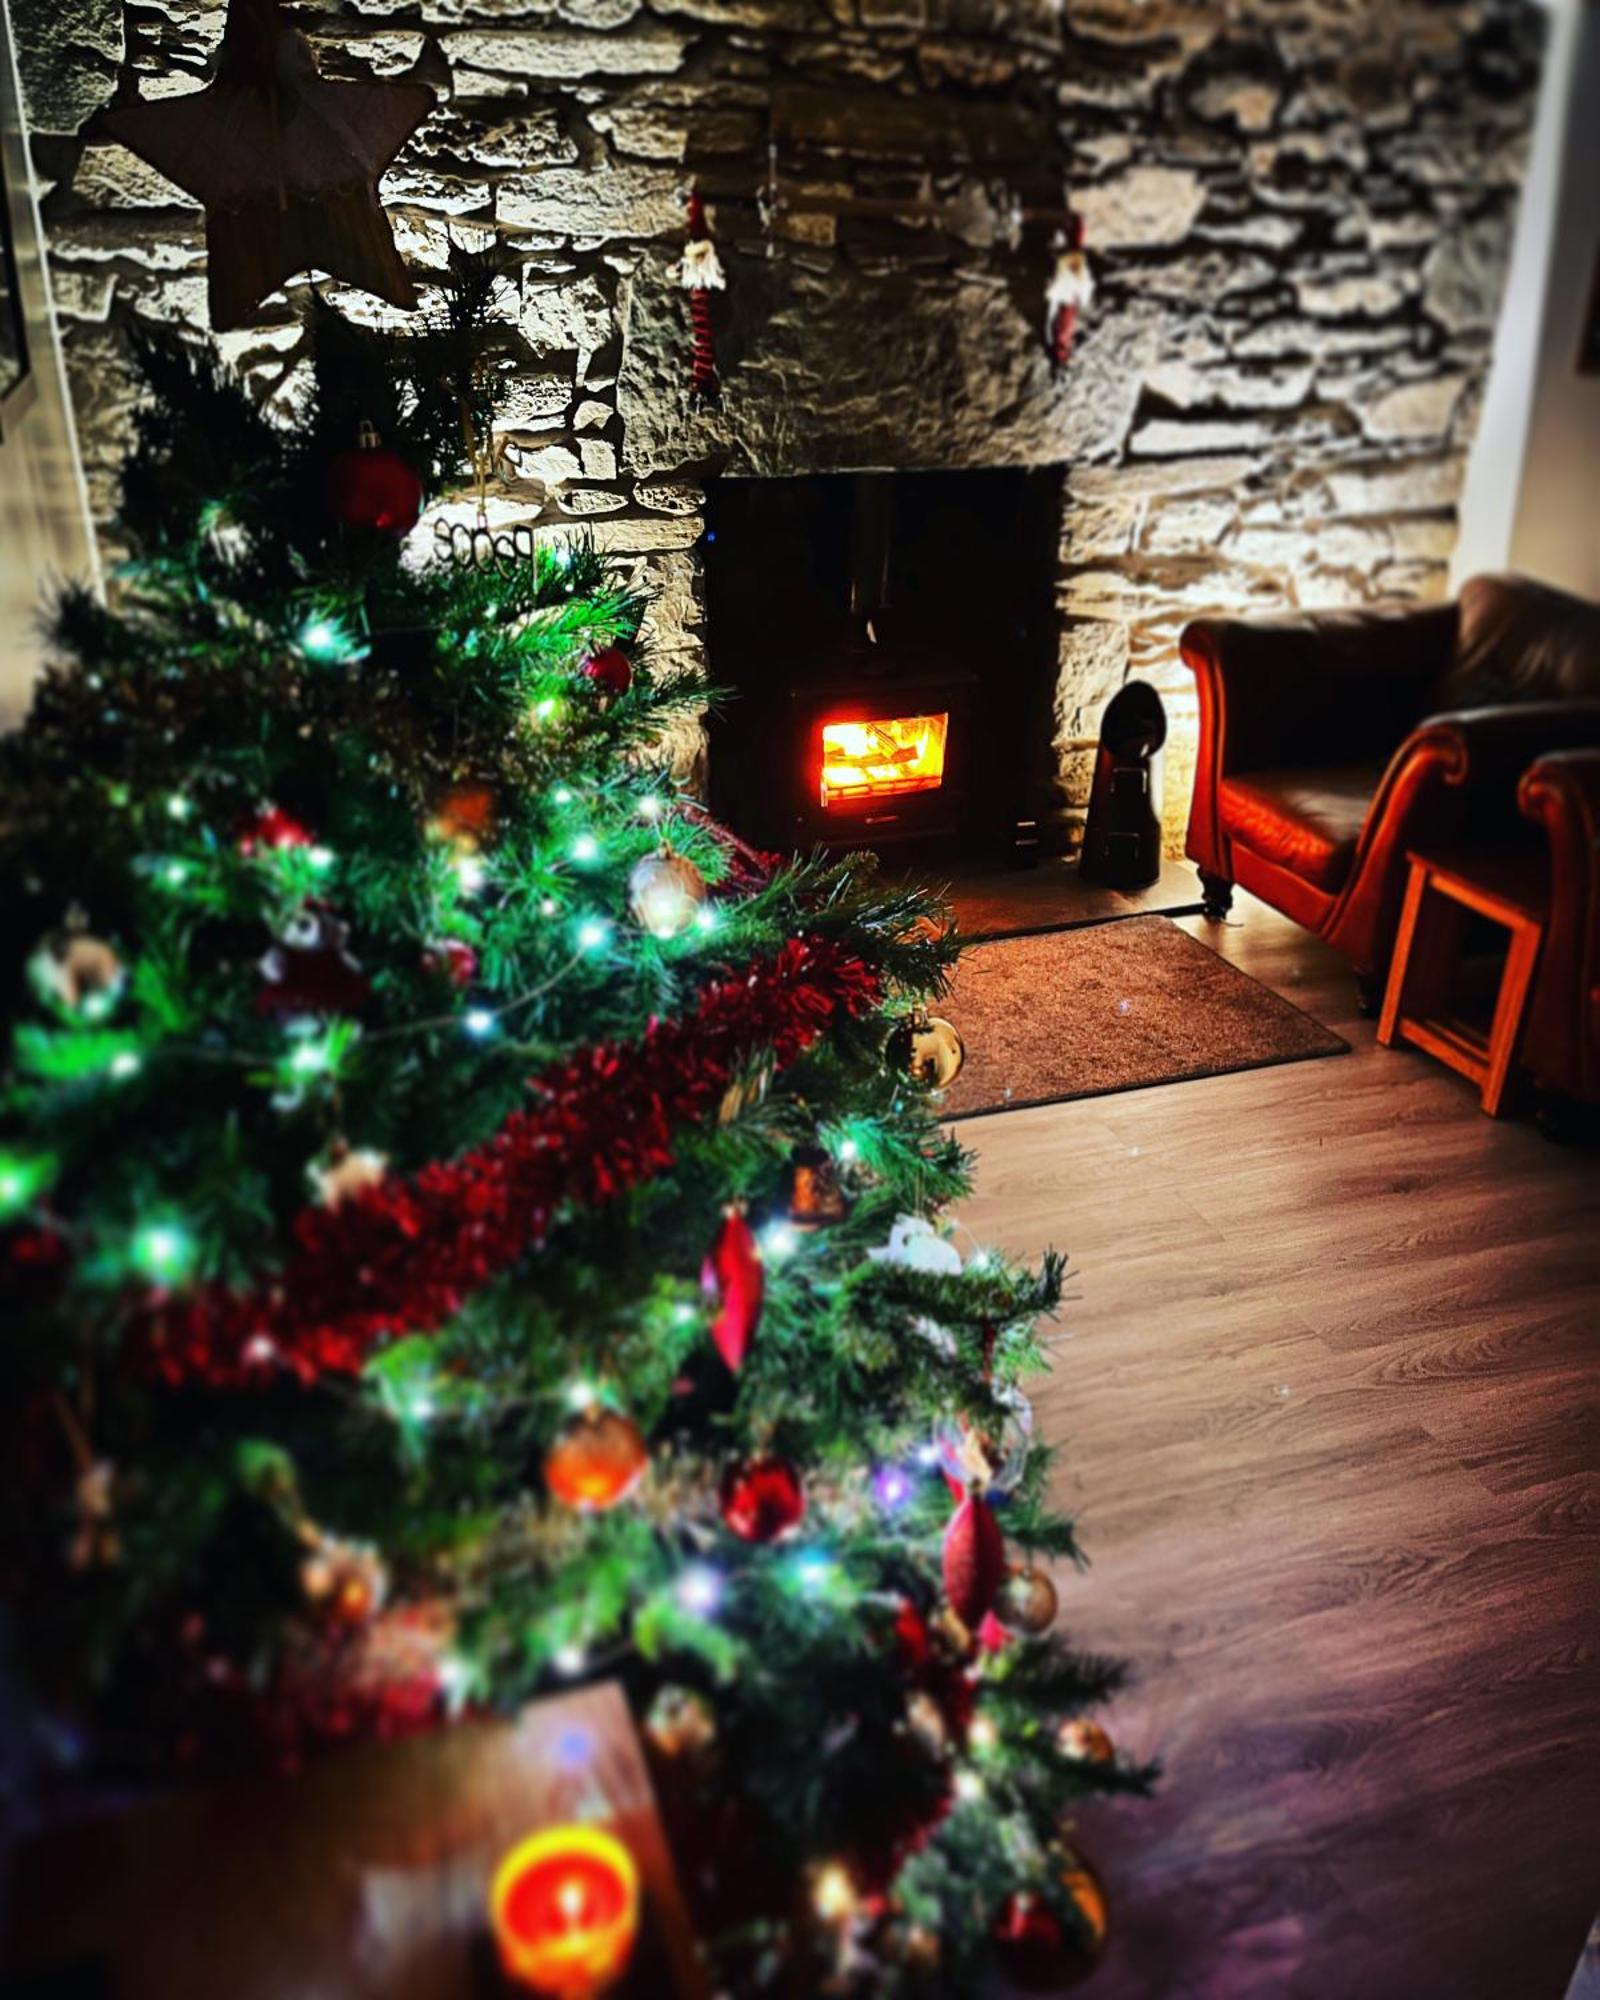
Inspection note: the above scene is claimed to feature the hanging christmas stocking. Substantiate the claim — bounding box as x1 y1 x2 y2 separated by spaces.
1046 215 1094 372
682 190 726 405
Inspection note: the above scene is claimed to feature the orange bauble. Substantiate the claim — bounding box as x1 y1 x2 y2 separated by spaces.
544 1407 649 1512
1057 1717 1115 1766
428 783 497 853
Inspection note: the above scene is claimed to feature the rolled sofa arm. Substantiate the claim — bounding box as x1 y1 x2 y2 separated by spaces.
1517 748 1600 1102
1409 700 1600 812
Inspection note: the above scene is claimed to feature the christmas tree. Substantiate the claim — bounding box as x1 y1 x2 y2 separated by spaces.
0 260 1147 1992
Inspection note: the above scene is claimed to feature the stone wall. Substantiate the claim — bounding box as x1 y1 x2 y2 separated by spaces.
20 0 1542 851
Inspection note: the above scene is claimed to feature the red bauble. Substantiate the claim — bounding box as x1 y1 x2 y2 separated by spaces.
993 1894 1067 1989
421 938 478 990
893 1598 932 1670
719 1455 804 1542
581 647 633 697
702 1206 762 1372
992 1868 1108 1991
330 441 423 536
942 1488 1006 1630
237 804 313 855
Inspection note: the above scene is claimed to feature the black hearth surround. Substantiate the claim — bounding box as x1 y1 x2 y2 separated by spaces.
704 468 1062 864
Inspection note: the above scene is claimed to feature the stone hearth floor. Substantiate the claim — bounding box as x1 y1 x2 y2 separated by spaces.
932 854 1200 942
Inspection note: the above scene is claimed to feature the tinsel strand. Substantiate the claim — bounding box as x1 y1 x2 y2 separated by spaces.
134 939 881 1390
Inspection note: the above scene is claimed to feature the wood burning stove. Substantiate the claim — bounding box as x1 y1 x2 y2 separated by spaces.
705 466 1060 862
790 664 975 847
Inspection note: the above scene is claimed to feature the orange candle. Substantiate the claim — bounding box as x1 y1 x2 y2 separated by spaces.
489 1825 641 1998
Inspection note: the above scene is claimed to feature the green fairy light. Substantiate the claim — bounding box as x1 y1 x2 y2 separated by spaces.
0 1150 56 1219
131 1219 196 1286
298 616 359 664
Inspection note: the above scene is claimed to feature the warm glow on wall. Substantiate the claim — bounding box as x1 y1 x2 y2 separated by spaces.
819 712 949 807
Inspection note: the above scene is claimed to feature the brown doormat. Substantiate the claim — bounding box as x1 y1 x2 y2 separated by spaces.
936 914 1348 1120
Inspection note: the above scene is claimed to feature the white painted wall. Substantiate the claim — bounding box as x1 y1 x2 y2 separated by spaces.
0 0 97 732
1455 0 1600 597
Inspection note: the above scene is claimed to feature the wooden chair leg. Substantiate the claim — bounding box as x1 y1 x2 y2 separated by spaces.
1377 860 1432 1045
1481 916 1542 1116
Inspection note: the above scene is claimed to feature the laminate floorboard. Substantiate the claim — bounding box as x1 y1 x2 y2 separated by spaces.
954 891 1599 2000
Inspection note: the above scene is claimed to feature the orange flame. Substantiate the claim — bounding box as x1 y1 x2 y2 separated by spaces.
820 713 949 808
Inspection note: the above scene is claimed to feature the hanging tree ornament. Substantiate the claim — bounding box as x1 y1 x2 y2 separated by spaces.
934 1384 1035 1503
1046 213 1094 373
427 782 497 854
680 189 725 404
702 1204 763 1372
717 1057 772 1128
890 1006 966 1090
420 937 478 990
785 1144 850 1231
991 1858 1109 1992
99 0 433 332
718 1454 805 1543
993 1563 1059 1636
628 846 708 940
581 646 633 698
256 902 371 1020
942 1486 1006 1630
307 1143 389 1211
645 1683 717 1759
28 915 125 1020
1057 1718 1115 1766
329 421 424 537
544 1403 650 1512
236 804 314 855
299 1531 387 1629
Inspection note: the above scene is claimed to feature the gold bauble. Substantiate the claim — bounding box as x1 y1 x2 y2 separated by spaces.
1057 1717 1115 1765
627 848 708 939
29 928 125 1018
645 1683 717 1758
543 1405 649 1512
994 1564 1059 1635
895 1008 965 1089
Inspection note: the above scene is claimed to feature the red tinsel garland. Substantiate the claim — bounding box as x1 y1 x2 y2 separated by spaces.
136 937 881 1391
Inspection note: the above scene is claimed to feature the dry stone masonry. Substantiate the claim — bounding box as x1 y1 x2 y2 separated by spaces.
22 0 1542 850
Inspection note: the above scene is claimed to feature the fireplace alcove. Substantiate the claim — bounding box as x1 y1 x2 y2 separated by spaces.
703 467 1063 867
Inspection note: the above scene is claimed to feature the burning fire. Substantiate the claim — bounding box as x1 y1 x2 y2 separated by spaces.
819 713 950 807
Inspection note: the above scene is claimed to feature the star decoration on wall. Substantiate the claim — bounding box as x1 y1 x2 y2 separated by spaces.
100 0 433 332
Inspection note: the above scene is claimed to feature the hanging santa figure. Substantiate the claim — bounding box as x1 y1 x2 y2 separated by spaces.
1046 213 1093 372
680 190 725 405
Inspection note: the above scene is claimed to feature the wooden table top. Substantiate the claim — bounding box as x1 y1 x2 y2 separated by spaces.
3 1685 710 2000
1405 844 1549 924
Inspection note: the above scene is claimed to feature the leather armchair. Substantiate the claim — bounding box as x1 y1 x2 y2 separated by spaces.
1518 750 1600 1112
1181 574 1600 1000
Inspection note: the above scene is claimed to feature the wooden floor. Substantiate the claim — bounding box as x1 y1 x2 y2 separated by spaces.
955 889 1600 2000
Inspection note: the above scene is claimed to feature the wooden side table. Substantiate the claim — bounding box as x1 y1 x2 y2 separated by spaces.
1378 848 1547 1116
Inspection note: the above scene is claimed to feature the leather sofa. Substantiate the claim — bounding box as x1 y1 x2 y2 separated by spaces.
1518 749 1600 1115
1181 574 1600 1004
